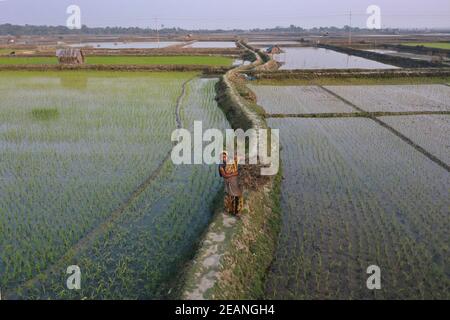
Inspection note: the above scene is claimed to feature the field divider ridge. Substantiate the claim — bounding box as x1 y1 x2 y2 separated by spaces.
317 85 367 113
266 111 450 119
182 43 282 300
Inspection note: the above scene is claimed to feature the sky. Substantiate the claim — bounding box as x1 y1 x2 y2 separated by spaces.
0 0 449 30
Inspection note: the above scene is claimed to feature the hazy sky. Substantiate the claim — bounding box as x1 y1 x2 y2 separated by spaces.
1 0 449 29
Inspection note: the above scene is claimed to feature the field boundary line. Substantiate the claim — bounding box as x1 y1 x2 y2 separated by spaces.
318 86 450 172
4 77 195 299
317 85 367 113
175 76 197 128
266 111 450 118
370 117 450 172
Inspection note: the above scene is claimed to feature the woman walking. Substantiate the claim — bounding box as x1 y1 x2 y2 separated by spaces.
219 152 244 216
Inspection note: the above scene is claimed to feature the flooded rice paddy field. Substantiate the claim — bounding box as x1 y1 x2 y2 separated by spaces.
365 49 450 63
273 47 398 70
183 41 237 48
248 41 301 47
0 72 229 299
250 81 450 299
380 115 450 166
267 117 449 299
249 85 356 114
324 85 450 112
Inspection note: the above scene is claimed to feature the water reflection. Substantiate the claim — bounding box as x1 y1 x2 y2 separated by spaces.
272 47 397 70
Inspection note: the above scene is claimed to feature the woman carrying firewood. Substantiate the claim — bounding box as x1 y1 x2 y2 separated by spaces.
219 152 244 216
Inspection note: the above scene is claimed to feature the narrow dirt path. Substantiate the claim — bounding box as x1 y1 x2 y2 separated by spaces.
4 77 195 299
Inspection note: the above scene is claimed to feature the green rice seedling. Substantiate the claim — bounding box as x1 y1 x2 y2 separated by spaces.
0 71 199 297
248 85 356 114
266 117 449 299
324 85 450 113
4 76 230 300
380 115 450 166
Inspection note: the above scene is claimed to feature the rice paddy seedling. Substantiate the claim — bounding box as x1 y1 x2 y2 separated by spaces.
324 85 450 113
266 117 449 299
31 108 60 121
380 115 450 166
0 71 228 299
249 85 356 114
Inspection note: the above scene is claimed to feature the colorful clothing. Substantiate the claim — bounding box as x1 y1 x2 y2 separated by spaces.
220 159 244 215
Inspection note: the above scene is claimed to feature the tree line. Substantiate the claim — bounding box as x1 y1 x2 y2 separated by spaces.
0 23 415 36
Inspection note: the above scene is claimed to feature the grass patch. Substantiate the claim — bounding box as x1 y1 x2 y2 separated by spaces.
402 42 450 50
0 49 35 55
0 48 15 55
0 55 233 66
0 57 58 64
253 76 450 86
87 55 234 66
31 108 59 121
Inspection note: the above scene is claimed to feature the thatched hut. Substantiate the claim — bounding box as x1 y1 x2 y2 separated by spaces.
56 48 85 65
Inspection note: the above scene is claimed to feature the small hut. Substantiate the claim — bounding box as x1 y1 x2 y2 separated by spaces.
266 45 283 55
56 48 85 65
